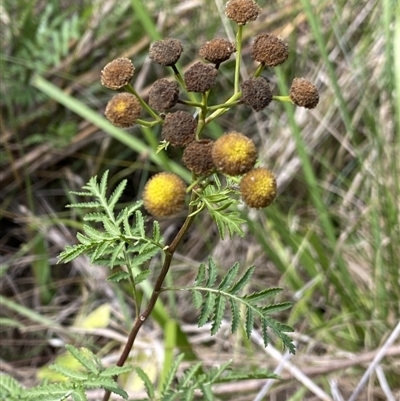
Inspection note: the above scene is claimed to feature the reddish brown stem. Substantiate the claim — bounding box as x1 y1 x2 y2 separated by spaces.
102 201 197 401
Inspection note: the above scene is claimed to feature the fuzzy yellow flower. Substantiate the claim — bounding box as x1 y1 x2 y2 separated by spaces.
143 173 186 217
240 168 277 208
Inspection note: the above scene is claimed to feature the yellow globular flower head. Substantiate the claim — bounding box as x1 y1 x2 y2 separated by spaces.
143 172 187 217
289 78 319 109
105 93 142 128
240 167 277 208
225 0 262 25
212 132 257 176
100 58 135 90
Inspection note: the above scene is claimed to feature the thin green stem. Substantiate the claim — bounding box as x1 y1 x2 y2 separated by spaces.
253 63 265 78
177 99 203 108
171 65 198 104
273 95 293 103
207 100 240 111
205 91 242 124
234 25 243 94
125 84 162 122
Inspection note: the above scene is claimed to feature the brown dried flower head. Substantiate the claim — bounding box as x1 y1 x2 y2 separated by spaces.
212 132 257 176
182 140 215 176
251 34 289 67
199 39 236 64
289 78 319 109
104 93 142 128
241 77 272 111
240 167 277 208
143 172 186 217
225 0 262 25
149 38 183 66
100 58 135 90
161 111 197 147
148 79 179 112
184 62 218 93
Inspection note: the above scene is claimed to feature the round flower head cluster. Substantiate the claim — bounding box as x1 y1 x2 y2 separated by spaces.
251 34 289 67
240 167 277 208
184 62 218 93
199 39 236 65
241 77 272 111
212 132 257 176
143 172 187 217
225 0 262 25
290 78 319 109
105 93 142 128
101 58 135 90
182 140 215 176
149 38 183 66
149 79 179 112
161 111 197 147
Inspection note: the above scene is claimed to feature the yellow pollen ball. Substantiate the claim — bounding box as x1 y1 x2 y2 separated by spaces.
212 132 257 176
240 168 277 208
143 173 186 217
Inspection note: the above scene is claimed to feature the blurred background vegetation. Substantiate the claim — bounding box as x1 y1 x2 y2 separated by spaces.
1 0 399 399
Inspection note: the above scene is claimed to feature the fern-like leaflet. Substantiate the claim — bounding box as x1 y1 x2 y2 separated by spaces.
0 345 132 401
134 354 279 401
189 257 295 354
58 171 164 283
189 175 246 239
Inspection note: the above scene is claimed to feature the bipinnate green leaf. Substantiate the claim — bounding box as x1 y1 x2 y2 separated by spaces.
198 292 216 327
65 345 99 374
134 269 151 284
162 354 185 395
178 362 202 388
195 263 206 285
107 271 130 283
135 367 155 399
245 307 254 339
136 210 145 237
199 383 213 401
152 220 161 243
66 201 102 209
48 364 88 381
83 212 108 222
108 179 127 212
103 217 120 237
217 262 239 290
110 241 125 268
58 173 163 270
189 259 295 353
211 294 226 335
71 388 87 401
243 287 283 302
205 257 218 287
58 244 87 263
99 365 133 377
85 378 128 399
229 298 240 333
0 374 22 397
189 176 245 239
99 170 109 197
191 290 203 309
230 266 255 294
